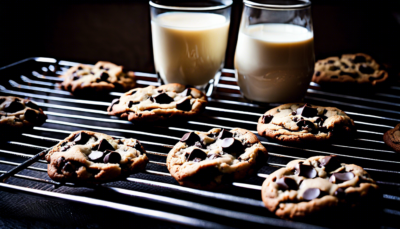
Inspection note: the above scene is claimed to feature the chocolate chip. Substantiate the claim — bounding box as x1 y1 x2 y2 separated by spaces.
186 148 207 162
56 156 66 168
62 161 75 173
217 129 233 139
315 71 321 76
180 132 200 145
296 104 317 117
329 172 355 184
207 153 221 160
295 163 317 178
4 101 24 113
341 62 349 68
334 188 346 199
179 88 191 97
96 139 114 152
220 137 244 155
352 55 366 63
99 72 109 82
327 60 335 64
24 109 37 122
99 66 103 69
24 101 39 110
328 66 340 71
303 188 322 201
176 98 192 111
133 141 144 153
276 177 298 190
319 155 341 172
291 111 296 115
359 64 375 74
78 66 83 70
331 75 338 79
262 114 273 124
128 101 140 108
153 93 174 104
88 150 104 162
296 120 315 131
315 115 327 127
103 151 121 164
73 132 91 145
340 71 358 78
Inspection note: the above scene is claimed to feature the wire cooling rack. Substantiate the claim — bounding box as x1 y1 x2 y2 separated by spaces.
0 57 399 228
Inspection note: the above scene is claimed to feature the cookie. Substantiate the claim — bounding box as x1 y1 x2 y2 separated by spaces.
257 103 356 142
312 53 388 86
60 61 136 96
167 128 268 190
107 83 208 122
47 130 148 183
0 96 47 137
261 155 379 220
383 123 400 153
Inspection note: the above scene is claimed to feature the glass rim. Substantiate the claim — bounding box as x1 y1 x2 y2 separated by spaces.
243 0 311 10
149 0 233 11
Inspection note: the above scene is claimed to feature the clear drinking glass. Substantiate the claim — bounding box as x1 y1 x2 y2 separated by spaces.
150 0 232 95
234 0 315 103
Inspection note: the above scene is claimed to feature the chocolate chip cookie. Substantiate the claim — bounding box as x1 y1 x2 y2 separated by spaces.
257 103 356 142
60 61 136 96
312 53 388 86
108 83 208 122
0 96 47 137
47 131 148 183
383 123 400 153
261 155 379 220
167 128 268 190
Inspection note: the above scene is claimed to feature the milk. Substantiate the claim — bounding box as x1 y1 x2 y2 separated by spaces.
234 23 315 103
151 12 230 86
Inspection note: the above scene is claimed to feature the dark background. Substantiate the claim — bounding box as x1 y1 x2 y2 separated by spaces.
1 0 400 71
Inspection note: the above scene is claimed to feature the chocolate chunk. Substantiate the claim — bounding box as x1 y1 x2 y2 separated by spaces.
207 153 221 160
186 148 207 162
220 137 244 155
296 120 315 131
179 88 191 97
340 71 358 78
207 133 217 138
217 129 233 139
327 60 335 64
4 101 24 113
180 132 201 145
331 75 338 79
359 64 375 74
296 104 317 117
329 66 340 71
315 71 321 76
62 161 75 173
24 101 39 110
262 114 273 124
78 66 83 70
133 140 145 153
352 55 366 63
56 156 66 168
319 155 341 172
329 172 355 184
341 62 349 68
303 188 322 201
176 98 192 111
98 72 109 82
295 163 317 178
24 109 37 122
96 139 114 152
109 99 120 110
103 151 121 164
276 177 298 190
153 93 174 104
73 132 91 145
88 151 104 162
315 116 327 127
128 101 140 108
291 111 296 115
99 66 103 69
334 188 346 199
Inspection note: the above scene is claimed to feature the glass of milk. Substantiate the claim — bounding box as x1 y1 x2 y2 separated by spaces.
234 0 315 103
150 0 232 95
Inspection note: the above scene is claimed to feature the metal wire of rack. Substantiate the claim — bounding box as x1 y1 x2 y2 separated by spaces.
0 57 399 228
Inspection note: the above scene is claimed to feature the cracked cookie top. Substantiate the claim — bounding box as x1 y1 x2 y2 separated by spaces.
261 156 379 220
257 103 356 142
107 83 208 122
60 61 136 95
167 128 268 190
312 53 388 86
0 96 47 136
47 130 148 183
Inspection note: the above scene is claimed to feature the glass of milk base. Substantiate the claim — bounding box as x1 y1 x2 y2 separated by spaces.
150 0 232 96
234 0 315 103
